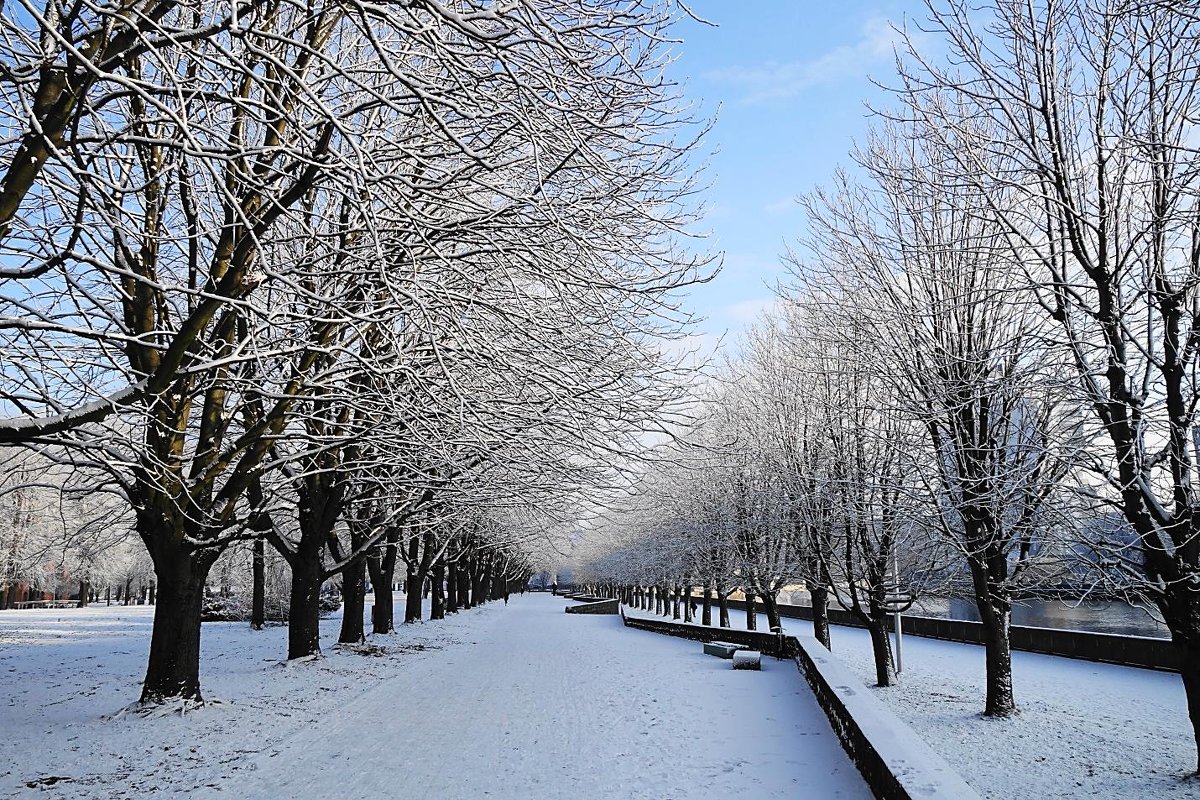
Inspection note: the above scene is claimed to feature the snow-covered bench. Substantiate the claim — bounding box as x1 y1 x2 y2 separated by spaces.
703 641 740 659
732 650 761 670
12 600 75 610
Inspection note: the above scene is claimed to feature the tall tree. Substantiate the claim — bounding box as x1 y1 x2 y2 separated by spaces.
897 0 1200 758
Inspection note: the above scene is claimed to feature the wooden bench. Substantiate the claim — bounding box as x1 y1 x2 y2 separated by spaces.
12 600 76 610
703 641 741 659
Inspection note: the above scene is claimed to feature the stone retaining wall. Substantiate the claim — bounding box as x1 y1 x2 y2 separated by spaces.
700 597 1179 672
564 598 619 615
619 610 788 655
791 632 981 800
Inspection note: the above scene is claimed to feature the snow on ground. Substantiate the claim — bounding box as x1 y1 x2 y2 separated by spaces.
0 595 869 799
646 602 1198 799
827 625 1197 800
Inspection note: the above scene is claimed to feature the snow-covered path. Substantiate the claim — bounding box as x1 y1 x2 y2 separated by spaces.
0 595 869 799
232 594 868 799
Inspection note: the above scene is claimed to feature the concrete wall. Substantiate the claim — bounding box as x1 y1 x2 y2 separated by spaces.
791 632 981 800
705 597 1179 672
620 611 788 655
564 598 619 615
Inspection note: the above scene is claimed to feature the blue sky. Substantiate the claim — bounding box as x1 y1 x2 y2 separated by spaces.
666 1 924 347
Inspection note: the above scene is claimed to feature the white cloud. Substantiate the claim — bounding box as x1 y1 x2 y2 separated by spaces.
723 297 779 324
705 17 902 104
718 250 785 282
764 195 798 215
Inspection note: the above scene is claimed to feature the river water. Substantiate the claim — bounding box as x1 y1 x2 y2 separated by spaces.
776 591 1170 639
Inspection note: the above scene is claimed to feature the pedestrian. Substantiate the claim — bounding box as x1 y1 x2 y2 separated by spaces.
552 581 558 596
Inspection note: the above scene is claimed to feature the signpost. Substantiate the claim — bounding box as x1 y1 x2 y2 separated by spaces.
883 552 914 674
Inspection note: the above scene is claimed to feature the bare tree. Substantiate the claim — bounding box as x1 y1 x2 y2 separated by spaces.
2 0 713 707
894 0 1200 757
790 123 1079 714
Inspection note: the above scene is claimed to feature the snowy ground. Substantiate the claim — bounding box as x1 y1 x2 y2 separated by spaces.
0 595 869 799
649 603 1198 799
828 625 1197 800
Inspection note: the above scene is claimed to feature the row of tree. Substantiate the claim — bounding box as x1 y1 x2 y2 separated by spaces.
581 0 1200 776
0 0 709 707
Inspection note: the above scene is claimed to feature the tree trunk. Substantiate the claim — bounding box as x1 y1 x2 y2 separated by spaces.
810 584 831 649
287 544 324 660
430 560 446 620
968 548 1017 715
745 591 757 631
404 550 423 624
471 558 486 607
366 529 400 634
1174 633 1200 774
480 558 493 604
338 554 366 645
446 560 459 614
718 592 730 628
367 553 395 634
371 576 395 634
456 559 470 609
251 536 265 630
761 591 781 632
140 550 216 704
702 587 712 626
671 584 681 620
866 617 896 687
77 580 88 608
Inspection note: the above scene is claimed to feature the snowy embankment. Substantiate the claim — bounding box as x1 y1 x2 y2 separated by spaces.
0 596 869 799
658 603 1196 799
828 625 1195 800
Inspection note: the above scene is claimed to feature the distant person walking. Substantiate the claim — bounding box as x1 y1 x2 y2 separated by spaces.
552 582 558 596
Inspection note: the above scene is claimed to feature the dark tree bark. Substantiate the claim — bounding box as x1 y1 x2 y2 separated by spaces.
479 556 493 603
139 541 220 704
761 590 782 632
457 558 471 609
404 535 423 624
970 558 1015 715
338 553 367 644
77 580 88 608
745 591 757 631
287 540 324 660
251 536 266 630
470 555 487 607
867 617 896 687
366 529 399 634
702 586 712 626
810 584 832 649
718 591 730 628
430 559 446 620
283 471 346 660
445 558 459 614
